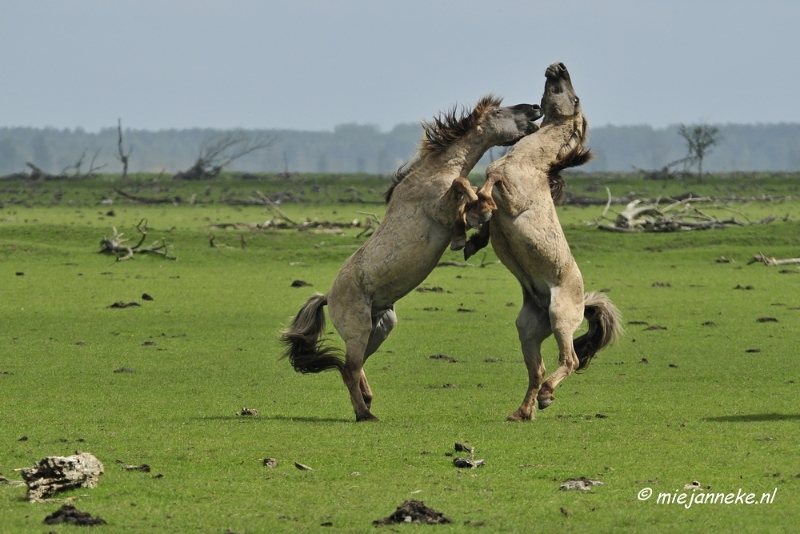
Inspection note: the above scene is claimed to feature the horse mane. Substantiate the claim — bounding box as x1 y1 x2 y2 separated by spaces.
384 95 503 204
419 94 503 156
383 157 416 203
548 116 593 204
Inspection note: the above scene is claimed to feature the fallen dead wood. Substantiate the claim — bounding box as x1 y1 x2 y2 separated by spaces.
20 452 104 502
595 192 776 233
99 219 176 261
566 189 792 207
114 188 183 205
748 252 800 266
205 218 366 232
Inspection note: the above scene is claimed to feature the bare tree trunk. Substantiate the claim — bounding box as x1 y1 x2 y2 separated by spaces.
116 118 132 181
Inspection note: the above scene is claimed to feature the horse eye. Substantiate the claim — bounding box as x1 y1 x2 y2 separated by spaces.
574 97 580 104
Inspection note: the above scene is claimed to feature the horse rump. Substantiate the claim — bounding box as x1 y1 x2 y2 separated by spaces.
279 293 344 374
573 291 623 370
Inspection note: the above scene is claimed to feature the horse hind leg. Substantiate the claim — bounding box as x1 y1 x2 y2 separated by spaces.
358 307 398 409
537 286 584 409
508 292 551 421
329 296 380 422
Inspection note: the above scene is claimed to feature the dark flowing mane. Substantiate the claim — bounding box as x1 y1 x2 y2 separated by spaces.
548 143 593 204
384 94 503 203
420 94 502 156
383 159 414 203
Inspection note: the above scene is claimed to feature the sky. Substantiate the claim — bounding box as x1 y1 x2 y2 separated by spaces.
1 0 799 133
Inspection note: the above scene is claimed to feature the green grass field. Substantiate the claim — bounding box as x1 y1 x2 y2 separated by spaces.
1 174 799 532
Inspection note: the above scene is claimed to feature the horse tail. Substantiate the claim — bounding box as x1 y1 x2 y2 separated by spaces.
279 293 345 374
574 291 623 370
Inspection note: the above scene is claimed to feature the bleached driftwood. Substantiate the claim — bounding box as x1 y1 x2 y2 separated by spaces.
99 219 176 261
595 192 775 233
20 452 104 502
748 252 800 266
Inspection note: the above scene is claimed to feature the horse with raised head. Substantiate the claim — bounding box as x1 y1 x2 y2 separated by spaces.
281 96 542 421
463 64 623 421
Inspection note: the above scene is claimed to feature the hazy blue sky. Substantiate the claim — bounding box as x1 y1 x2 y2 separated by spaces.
2 0 798 132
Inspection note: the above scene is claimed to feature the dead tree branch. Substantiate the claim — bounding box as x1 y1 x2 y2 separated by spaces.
173 133 274 180
255 190 298 225
595 197 774 233
99 219 176 261
356 211 381 237
748 252 800 266
114 188 182 205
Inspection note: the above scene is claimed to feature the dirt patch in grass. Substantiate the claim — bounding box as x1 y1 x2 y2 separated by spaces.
108 301 140 308
373 499 451 525
44 505 106 526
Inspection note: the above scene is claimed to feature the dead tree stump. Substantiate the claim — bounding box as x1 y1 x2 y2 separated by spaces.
21 452 104 502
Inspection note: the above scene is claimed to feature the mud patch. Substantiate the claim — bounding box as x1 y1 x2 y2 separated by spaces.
429 354 457 363
757 317 779 323
44 505 107 526
416 286 444 293
373 499 452 525
108 301 140 308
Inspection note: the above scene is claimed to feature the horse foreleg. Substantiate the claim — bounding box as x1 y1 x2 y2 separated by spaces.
508 294 551 421
443 177 478 251
464 172 500 229
538 285 585 409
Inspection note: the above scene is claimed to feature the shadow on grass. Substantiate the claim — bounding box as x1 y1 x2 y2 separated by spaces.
703 413 800 423
196 414 352 424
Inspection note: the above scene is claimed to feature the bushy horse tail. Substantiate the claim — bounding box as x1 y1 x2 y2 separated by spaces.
279 293 345 374
574 291 623 370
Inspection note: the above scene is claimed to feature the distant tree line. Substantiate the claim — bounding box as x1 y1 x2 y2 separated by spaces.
1 122 799 177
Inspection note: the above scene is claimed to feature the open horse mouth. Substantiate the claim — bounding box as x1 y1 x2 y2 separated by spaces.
500 104 542 146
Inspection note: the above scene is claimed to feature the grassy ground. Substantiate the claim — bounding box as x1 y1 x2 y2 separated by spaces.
1 175 799 532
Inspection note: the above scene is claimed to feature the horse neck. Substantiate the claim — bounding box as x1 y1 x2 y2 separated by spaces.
516 118 582 172
420 130 496 179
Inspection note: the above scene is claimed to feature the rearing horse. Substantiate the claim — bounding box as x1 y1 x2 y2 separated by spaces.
281 96 542 421
464 64 623 421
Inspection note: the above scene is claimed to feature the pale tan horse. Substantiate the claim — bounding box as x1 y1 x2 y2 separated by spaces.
463 64 623 421
281 96 542 421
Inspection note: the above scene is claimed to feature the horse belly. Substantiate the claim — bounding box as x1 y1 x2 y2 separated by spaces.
358 221 450 307
491 210 572 288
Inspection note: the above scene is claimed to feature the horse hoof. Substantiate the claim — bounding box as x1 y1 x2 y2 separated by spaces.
450 238 466 251
464 243 476 261
506 410 532 422
537 398 553 410
356 414 380 422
